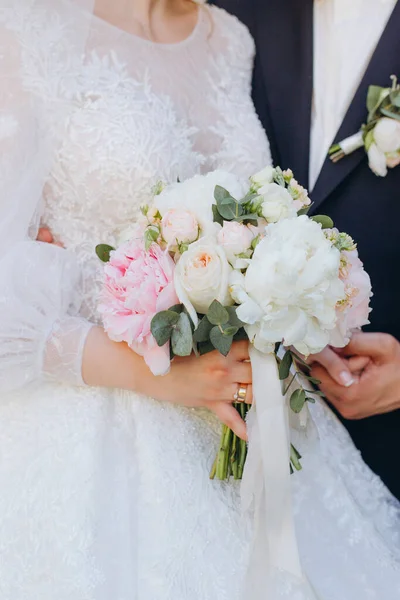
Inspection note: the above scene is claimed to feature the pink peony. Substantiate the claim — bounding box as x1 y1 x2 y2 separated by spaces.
98 239 178 376
331 250 372 347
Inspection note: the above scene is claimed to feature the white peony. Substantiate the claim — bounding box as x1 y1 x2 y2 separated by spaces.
368 143 388 177
258 183 297 223
217 221 255 265
230 216 345 356
154 170 248 239
250 165 275 190
174 237 233 326
373 118 400 154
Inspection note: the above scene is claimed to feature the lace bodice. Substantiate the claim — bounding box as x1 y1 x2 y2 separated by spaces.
0 1 270 390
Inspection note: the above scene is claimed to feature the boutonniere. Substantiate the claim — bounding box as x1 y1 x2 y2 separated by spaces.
329 75 400 177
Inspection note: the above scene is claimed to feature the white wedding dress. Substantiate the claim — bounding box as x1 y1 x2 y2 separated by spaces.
0 1 399 599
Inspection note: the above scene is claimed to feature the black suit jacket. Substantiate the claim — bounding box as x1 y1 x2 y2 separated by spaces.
214 0 400 500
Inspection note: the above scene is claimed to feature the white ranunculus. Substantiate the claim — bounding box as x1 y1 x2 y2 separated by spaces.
373 118 400 154
161 209 199 247
174 237 233 325
250 165 275 190
217 221 254 265
368 143 388 177
232 215 345 356
258 183 297 223
154 170 248 239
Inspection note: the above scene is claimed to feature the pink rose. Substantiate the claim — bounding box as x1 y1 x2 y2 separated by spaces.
98 239 178 376
331 250 372 347
217 221 255 265
161 209 199 247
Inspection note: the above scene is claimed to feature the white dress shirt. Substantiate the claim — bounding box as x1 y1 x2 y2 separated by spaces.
309 0 397 189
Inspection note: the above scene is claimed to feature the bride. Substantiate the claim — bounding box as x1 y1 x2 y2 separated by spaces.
0 0 399 598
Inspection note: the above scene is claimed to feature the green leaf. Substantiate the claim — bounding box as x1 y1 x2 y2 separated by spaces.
193 315 213 343
311 215 334 229
168 304 184 314
390 90 400 108
212 203 224 226
290 443 302 471
297 206 311 216
380 108 400 122
226 306 244 328
367 85 385 113
150 310 180 347
217 198 243 221
144 226 159 250
214 185 234 204
171 313 193 357
290 389 307 414
210 326 233 357
279 350 293 380
222 325 239 337
273 166 285 187
233 327 248 342
198 340 215 356
233 213 258 224
306 396 316 404
207 300 230 326
95 244 115 263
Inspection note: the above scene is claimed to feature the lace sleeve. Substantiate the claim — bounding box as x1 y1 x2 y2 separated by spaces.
0 2 94 393
208 6 272 177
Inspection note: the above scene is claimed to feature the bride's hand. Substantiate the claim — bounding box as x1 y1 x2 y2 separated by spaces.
142 341 253 440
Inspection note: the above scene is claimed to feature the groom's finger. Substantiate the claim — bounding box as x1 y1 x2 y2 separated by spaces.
340 332 397 362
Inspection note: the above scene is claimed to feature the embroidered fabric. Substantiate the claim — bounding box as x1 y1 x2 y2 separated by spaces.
0 2 399 599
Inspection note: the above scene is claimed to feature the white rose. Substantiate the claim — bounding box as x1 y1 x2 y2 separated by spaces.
217 221 254 265
250 165 275 190
368 143 388 177
233 216 345 356
373 118 400 153
161 209 199 247
154 170 248 239
258 183 297 223
174 237 233 325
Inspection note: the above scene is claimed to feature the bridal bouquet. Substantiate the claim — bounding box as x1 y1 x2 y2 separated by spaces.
97 165 372 480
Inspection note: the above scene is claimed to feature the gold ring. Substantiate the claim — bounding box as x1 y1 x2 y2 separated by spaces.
234 384 248 403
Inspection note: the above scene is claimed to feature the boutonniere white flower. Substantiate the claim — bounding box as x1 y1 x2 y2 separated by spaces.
329 75 400 177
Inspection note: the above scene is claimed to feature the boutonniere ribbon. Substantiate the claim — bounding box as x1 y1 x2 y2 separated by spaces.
329 75 400 177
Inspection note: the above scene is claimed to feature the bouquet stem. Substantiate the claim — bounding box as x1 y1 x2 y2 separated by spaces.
210 402 251 481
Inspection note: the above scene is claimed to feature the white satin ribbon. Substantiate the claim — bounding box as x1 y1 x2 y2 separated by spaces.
339 131 364 155
241 349 318 599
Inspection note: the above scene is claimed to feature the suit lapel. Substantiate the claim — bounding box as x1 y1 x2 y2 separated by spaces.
254 0 314 188
311 2 400 212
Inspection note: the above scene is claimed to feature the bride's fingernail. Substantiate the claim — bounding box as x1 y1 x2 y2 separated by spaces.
340 371 354 387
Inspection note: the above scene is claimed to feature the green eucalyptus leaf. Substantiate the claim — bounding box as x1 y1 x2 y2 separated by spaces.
233 327 248 342
207 300 230 326
95 244 115 263
297 206 311 216
214 185 234 203
290 389 307 414
223 325 239 337
311 215 334 229
171 313 193 356
279 350 293 381
217 198 243 221
290 444 302 471
306 396 316 404
210 326 233 357
233 213 258 223
212 203 224 225
193 315 213 343
168 304 184 314
198 340 215 356
226 306 244 328
150 310 180 347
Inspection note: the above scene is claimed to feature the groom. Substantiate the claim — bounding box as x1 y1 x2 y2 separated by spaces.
213 0 400 500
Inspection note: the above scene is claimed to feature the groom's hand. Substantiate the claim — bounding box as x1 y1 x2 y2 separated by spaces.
311 333 400 419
